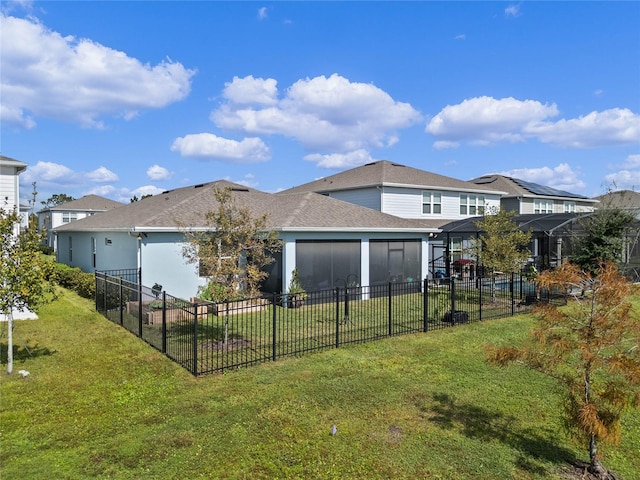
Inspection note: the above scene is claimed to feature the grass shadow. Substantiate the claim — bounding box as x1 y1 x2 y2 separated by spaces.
0 342 57 364
423 392 574 474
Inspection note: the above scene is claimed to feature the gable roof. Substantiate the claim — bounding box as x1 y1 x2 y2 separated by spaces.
53 180 444 233
280 160 506 195
469 174 597 202
594 190 640 210
38 194 124 213
0 155 28 173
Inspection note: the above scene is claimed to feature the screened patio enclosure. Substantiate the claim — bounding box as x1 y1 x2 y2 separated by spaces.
294 239 423 292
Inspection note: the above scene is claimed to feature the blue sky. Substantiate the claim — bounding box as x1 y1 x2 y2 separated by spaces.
2 1 639 206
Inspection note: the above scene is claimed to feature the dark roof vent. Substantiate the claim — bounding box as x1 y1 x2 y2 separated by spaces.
194 183 205 188
231 187 249 192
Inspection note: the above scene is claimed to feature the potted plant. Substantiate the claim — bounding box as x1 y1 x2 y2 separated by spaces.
287 269 307 308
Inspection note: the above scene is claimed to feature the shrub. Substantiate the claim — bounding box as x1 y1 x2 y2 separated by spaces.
53 263 96 299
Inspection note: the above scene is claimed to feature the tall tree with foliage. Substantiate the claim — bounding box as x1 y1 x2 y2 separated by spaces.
181 187 281 301
40 193 75 208
571 205 636 276
1 207 56 374
488 261 640 479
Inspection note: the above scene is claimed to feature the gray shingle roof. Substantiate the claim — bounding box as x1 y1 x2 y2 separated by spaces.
469 174 597 202
53 180 442 233
280 160 505 195
38 194 124 213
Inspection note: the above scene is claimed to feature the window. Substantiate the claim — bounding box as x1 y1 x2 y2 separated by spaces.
460 194 485 215
422 191 442 214
534 199 554 214
563 201 576 213
68 236 73 262
62 212 78 223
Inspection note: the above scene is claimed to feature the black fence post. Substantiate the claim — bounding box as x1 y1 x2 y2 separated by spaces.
388 282 392 336
335 287 340 348
423 278 429 332
479 275 483 321
192 305 198 376
344 287 350 324
450 277 456 319
119 277 124 326
95 273 100 312
272 293 277 362
161 291 167 354
511 272 515 316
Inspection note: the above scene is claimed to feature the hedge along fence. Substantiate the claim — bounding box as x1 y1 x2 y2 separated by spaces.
95 270 559 376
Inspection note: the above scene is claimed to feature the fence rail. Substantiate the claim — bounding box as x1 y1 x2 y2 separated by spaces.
95 272 560 376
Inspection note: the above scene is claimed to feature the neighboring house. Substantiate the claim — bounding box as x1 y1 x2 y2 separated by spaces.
282 160 506 221
595 189 640 217
0 155 28 236
281 160 507 276
38 195 124 250
53 180 440 300
468 174 599 214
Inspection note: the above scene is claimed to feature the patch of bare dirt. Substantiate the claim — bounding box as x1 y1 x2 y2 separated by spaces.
560 461 620 480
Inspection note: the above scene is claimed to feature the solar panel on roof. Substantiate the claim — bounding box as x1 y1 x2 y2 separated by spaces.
511 178 587 199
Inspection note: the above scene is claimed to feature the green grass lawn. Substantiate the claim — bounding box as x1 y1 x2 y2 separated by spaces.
1 289 639 479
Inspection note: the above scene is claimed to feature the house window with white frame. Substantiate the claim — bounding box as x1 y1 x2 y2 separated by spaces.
62 212 78 223
422 191 442 214
460 194 485 216
534 199 554 214
563 201 576 213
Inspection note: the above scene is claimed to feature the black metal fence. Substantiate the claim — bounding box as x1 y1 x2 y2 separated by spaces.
95 270 560 376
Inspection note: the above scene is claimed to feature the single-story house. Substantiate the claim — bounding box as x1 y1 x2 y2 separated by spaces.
54 180 441 300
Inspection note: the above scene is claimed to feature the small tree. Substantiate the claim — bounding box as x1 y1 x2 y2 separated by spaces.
40 193 75 208
181 187 282 301
488 261 640 479
469 207 531 300
571 204 636 276
1 207 56 374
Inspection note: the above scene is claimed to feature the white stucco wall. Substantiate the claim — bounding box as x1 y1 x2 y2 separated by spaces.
139 232 207 301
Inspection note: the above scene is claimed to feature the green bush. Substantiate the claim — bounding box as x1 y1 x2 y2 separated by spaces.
37 244 55 255
53 263 96 300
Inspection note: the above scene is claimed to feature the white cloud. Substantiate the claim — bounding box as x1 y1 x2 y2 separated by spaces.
426 97 639 149
454 34 466 40
525 108 640 148
222 75 279 106
604 170 640 191
498 163 586 192
86 166 118 183
147 164 172 181
426 96 558 148
258 7 268 20
222 173 259 189
20 161 75 183
171 133 271 163
0 14 196 129
303 149 376 169
604 154 640 190
212 73 422 153
505 4 521 17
